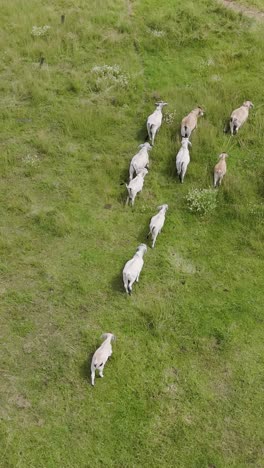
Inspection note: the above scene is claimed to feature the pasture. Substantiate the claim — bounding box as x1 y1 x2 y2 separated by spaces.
1 0 264 466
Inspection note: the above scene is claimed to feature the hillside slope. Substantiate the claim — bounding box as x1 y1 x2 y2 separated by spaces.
1 0 264 467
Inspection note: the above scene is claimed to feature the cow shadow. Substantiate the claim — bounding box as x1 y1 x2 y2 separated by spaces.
111 271 125 293
136 125 149 144
80 353 93 383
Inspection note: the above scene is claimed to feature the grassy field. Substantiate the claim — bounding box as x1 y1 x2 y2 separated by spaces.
1 0 264 466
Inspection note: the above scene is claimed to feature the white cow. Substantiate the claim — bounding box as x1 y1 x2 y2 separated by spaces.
123 244 147 294
147 204 168 248
214 153 228 187
176 137 192 183
91 333 115 386
126 168 148 206
147 101 168 145
230 101 254 135
129 143 152 181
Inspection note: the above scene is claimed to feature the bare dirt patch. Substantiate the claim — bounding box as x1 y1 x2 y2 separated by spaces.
126 0 133 17
10 394 31 409
169 251 197 274
217 0 264 20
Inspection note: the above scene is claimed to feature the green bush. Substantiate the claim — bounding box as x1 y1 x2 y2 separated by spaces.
186 188 217 215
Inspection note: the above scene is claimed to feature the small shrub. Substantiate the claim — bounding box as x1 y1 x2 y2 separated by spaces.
186 188 217 215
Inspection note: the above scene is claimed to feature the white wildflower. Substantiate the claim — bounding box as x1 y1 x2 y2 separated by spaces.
91 64 129 88
249 202 264 220
186 188 217 215
31 25 51 37
164 110 177 125
207 57 215 66
211 74 221 82
23 154 39 166
149 29 165 37
67 32 77 41
200 57 215 68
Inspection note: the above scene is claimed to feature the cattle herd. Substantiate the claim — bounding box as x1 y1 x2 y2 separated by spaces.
91 99 254 385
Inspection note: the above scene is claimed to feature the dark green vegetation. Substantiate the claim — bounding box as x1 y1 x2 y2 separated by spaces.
1 0 264 466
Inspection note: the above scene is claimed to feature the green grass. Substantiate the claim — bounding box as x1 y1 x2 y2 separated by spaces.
1 0 264 466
